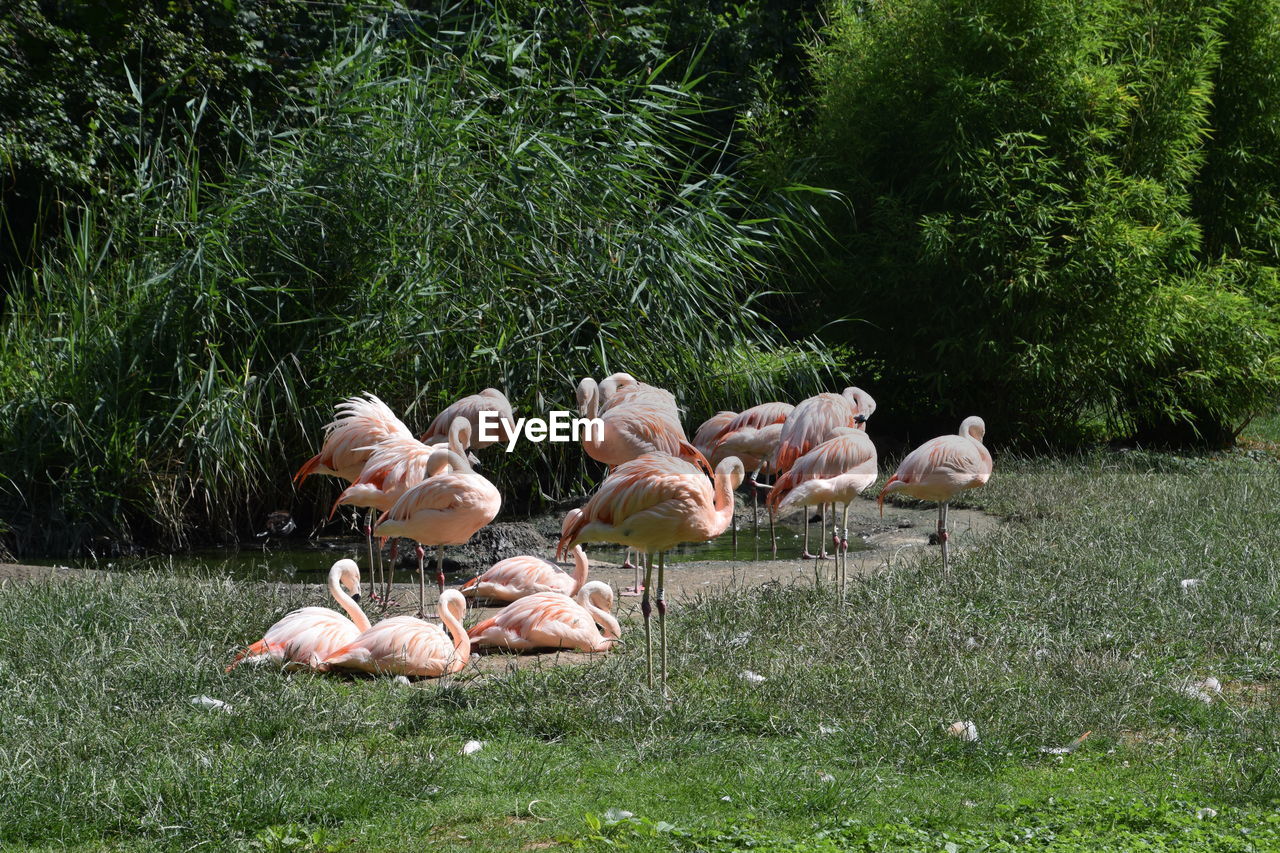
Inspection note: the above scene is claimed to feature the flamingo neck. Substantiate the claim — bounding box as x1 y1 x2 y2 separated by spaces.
329 573 371 632
577 588 621 639
712 466 737 526
440 600 471 664
570 547 589 594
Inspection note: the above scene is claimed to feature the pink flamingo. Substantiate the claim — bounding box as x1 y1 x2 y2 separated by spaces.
319 589 470 678
374 448 501 615
468 581 621 653
768 427 878 595
459 545 590 602
576 377 710 589
773 388 876 558
878 416 992 569
332 417 472 604
295 394 414 597
558 452 745 685
226 559 371 671
693 411 738 460
710 402 794 551
419 388 514 450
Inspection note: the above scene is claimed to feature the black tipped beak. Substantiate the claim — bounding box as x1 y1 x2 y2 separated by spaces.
854 414 868 424
352 593 362 603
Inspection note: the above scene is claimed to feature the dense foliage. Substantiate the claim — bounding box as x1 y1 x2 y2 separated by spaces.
0 15 830 555
800 0 1280 443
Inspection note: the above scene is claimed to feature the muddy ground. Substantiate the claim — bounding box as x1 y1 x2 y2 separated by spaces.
0 496 1002 677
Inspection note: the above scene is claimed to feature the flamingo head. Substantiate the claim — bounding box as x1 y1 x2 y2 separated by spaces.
575 377 598 416
331 558 362 598
716 456 747 491
960 416 986 442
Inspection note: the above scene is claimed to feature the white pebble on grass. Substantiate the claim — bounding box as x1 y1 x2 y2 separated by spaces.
945 720 979 742
462 740 483 755
1180 578 1205 591
740 671 766 684
1197 808 1218 820
393 675 411 686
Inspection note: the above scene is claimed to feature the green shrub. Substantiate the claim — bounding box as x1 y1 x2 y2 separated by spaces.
794 0 1280 443
0 19 832 556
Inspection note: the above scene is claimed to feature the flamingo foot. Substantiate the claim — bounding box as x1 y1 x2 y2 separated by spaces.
620 585 645 597
801 551 818 560
841 538 849 553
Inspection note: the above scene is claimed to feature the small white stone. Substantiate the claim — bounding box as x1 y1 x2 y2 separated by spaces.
741 670 766 684
1180 578 1205 591
720 795 732 802
1197 808 1218 820
393 675 411 686
945 720 979 742
462 739 483 755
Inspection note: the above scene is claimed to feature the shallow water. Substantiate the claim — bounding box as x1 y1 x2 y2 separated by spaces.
28 511 868 583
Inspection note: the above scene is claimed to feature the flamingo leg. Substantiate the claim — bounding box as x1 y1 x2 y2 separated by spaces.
364 509 377 600
731 498 737 554
820 503 829 561
802 511 814 560
384 539 398 608
415 543 427 618
939 501 950 569
641 552 655 687
436 543 446 595
841 502 851 603
657 551 667 686
769 504 777 556
751 478 759 562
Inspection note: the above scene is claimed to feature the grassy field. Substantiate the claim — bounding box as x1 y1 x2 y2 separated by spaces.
2 430 1279 850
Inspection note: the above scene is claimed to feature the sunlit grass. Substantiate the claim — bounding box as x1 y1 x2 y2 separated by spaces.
1 451 1277 849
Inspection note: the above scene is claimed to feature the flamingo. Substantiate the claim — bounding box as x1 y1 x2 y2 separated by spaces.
773 388 876 558
693 411 738 460
878 416 993 569
374 447 501 615
420 388 514 450
460 545 590 602
226 559 371 671
576 377 710 591
710 402 794 552
332 417 473 604
295 394 415 598
468 581 621 653
319 589 470 677
768 428 878 596
558 452 745 686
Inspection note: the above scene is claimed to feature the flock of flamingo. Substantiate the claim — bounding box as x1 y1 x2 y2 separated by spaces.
228 374 993 686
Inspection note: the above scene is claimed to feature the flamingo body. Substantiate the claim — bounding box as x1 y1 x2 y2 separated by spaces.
320 590 469 677
468 582 620 652
460 546 589 602
770 428 878 512
879 417 992 505
773 387 875 474
693 411 738 459
374 451 501 546
228 559 370 671
295 395 412 483
420 388 514 449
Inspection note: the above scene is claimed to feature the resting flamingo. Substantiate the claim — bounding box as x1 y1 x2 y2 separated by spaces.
768 428 877 596
332 417 472 603
374 447 501 615
419 388 514 450
226 559 371 671
319 589 469 678
460 545 590 602
558 452 745 686
878 416 992 569
468 581 621 653
295 394 414 598
773 388 876 558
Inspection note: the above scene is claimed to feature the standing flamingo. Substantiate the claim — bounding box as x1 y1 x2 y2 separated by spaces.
710 402 794 552
558 453 745 686
319 589 470 677
576 377 710 591
468 581 621 653
693 411 738 460
460 545 590 602
420 388 514 450
773 388 876 558
768 428 878 596
878 416 992 569
331 417 473 604
226 559 371 671
295 394 414 599
374 448 501 615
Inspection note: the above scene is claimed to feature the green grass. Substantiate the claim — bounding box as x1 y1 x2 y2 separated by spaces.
2 449 1279 850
